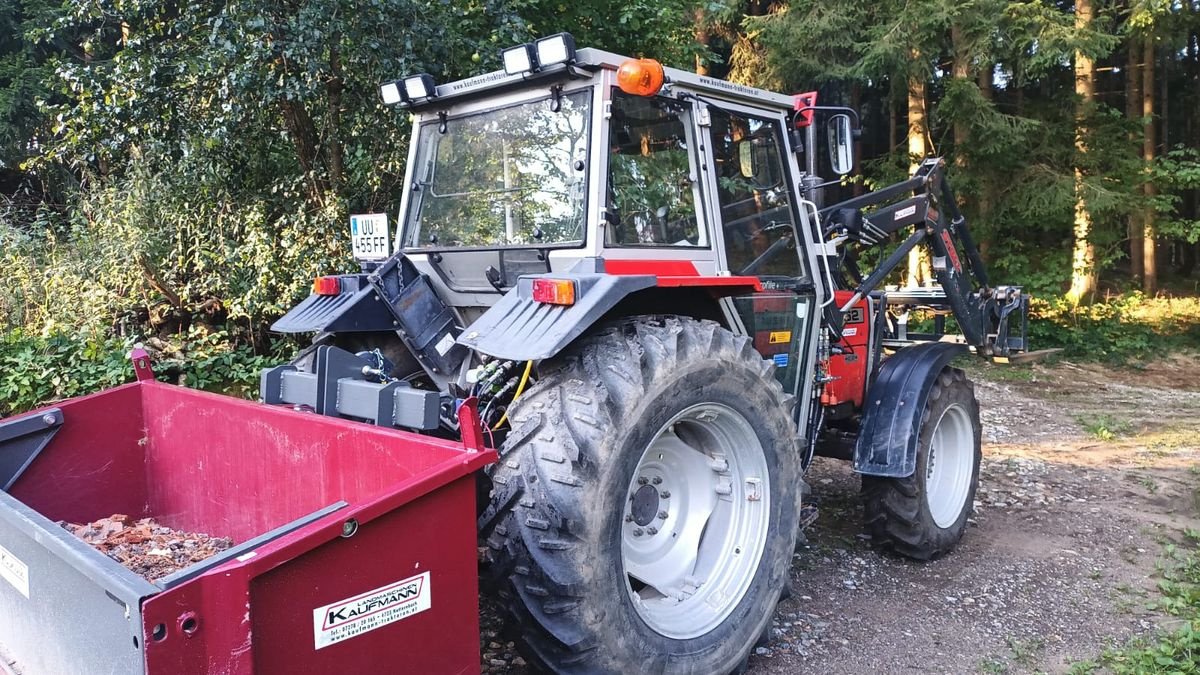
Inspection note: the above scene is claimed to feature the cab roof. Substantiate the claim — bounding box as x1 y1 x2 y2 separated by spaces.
408 47 798 115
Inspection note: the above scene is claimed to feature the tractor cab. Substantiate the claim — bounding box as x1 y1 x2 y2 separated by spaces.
379 37 853 317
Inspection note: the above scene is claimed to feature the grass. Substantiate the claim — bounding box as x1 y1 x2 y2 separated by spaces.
977 638 1047 673
1076 413 1134 441
1007 637 1046 666
972 361 1039 383
1140 476 1161 495
1072 530 1200 673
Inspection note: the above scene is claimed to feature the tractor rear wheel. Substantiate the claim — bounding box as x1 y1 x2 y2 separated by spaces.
483 316 801 674
861 366 981 560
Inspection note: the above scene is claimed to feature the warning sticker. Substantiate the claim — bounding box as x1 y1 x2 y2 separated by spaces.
0 542 29 598
313 571 431 650
842 327 858 337
434 333 456 356
768 331 791 344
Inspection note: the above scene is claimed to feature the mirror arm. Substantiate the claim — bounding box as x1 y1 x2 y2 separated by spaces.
790 105 861 130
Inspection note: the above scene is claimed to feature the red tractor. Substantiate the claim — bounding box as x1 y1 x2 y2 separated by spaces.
259 35 1028 673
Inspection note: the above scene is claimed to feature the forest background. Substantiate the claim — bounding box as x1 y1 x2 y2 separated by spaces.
1 0 1199 414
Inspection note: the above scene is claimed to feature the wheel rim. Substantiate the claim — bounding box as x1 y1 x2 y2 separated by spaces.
925 403 974 529
621 403 770 639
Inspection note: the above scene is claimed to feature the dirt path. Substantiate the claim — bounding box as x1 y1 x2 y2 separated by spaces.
754 356 1200 674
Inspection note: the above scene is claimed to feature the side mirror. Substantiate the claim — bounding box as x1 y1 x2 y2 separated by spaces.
737 136 783 189
827 113 854 176
738 141 755 179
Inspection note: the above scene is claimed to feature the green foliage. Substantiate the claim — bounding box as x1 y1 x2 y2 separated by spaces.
2 157 349 333
1090 533 1200 673
1075 413 1132 441
1156 147 1200 244
0 329 131 415
1028 293 1200 361
0 328 285 416
0 0 707 357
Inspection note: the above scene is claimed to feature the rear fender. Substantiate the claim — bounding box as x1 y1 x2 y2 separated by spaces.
853 342 967 477
457 271 655 361
271 275 393 334
458 258 757 361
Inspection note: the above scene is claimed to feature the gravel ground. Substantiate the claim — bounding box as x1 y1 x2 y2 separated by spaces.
62 514 233 581
480 355 1200 673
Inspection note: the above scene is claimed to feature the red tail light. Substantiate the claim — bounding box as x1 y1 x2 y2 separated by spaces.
531 279 576 306
313 276 341 295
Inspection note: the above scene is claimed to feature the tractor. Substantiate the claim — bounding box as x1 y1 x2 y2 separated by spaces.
262 33 1029 674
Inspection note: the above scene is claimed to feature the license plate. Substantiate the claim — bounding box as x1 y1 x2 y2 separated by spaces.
350 213 390 260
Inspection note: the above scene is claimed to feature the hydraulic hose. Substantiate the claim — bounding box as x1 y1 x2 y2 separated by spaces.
491 360 533 431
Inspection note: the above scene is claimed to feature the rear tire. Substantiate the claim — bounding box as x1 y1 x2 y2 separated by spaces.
483 316 801 674
861 367 980 560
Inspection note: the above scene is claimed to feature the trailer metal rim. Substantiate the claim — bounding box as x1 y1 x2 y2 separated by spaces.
621 402 770 639
925 403 973 528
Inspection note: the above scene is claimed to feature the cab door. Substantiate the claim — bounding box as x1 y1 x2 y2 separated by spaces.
695 100 820 406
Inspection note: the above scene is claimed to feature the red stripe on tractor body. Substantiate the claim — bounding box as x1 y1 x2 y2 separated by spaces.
604 259 763 292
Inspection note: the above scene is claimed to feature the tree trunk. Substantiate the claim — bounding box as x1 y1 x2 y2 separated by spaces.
280 98 328 208
888 83 898 153
977 65 994 262
1126 41 1143 283
1066 0 1097 304
327 38 345 195
906 57 931 287
1142 34 1157 295
951 24 970 168
694 8 710 75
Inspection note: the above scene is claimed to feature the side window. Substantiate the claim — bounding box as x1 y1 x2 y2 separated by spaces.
709 108 804 278
606 91 703 247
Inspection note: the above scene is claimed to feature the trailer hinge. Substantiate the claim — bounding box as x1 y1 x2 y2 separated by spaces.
0 408 63 491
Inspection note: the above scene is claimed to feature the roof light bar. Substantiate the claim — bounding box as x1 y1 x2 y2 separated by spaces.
499 33 577 77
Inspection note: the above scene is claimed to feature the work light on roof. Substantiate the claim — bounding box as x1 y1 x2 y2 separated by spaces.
534 33 576 68
502 43 536 75
379 81 402 106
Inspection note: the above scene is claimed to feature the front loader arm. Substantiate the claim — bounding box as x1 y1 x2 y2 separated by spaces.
818 158 1028 357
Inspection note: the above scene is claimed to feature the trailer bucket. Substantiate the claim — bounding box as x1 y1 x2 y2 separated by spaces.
0 380 494 674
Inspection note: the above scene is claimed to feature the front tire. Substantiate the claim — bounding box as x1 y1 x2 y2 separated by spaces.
861 366 981 560
483 316 801 674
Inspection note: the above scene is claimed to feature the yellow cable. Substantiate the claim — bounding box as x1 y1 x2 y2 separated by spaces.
491 360 533 431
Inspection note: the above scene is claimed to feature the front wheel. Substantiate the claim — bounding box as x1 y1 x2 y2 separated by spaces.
483 316 802 674
862 366 981 560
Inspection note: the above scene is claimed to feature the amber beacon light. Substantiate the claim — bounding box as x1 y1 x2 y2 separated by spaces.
616 58 665 97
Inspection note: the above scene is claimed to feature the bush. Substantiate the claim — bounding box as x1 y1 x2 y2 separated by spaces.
0 328 285 416
1028 293 1200 361
1 160 351 338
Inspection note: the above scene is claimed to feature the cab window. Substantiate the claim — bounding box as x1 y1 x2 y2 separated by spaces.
605 91 704 247
708 108 804 278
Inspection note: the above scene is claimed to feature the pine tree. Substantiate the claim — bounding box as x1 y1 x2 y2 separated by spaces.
1067 0 1098 304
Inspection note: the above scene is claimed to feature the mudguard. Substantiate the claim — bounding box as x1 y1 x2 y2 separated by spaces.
272 254 468 375
271 274 394 334
853 342 967 478
458 266 656 361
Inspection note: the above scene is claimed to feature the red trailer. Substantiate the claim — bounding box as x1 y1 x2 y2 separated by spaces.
0 357 494 674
